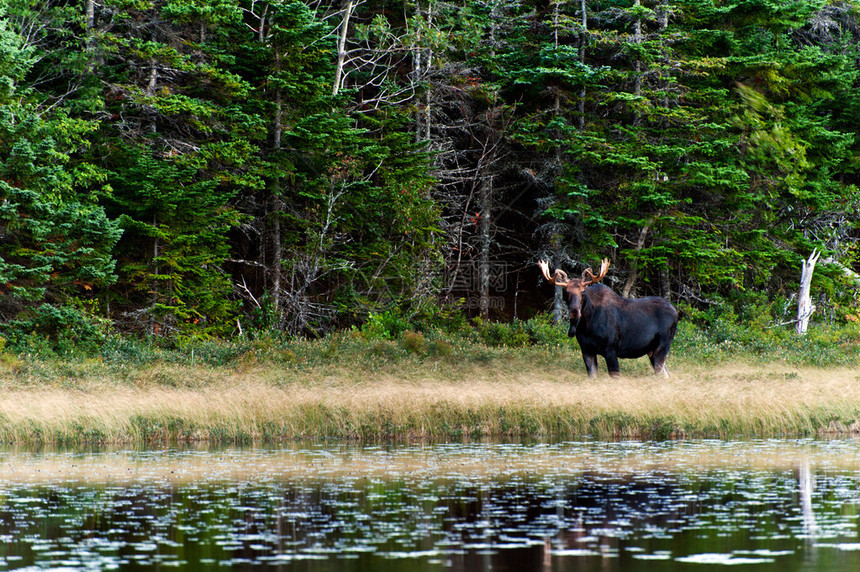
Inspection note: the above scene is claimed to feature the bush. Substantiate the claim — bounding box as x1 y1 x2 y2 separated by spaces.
359 310 410 340
409 300 471 334
427 338 454 357
474 313 570 348
401 331 426 354
1 304 110 356
673 312 860 367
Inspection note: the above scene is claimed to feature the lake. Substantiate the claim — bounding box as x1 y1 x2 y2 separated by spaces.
0 439 859 570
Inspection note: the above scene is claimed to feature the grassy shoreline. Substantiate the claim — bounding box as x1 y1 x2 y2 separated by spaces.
2 324 860 444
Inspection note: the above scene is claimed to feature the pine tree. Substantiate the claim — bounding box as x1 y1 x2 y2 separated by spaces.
0 4 121 346
80 0 259 336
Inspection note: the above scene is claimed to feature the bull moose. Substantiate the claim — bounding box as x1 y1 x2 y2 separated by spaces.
538 259 678 377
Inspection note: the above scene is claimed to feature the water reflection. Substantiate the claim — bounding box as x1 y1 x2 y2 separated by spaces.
0 440 858 570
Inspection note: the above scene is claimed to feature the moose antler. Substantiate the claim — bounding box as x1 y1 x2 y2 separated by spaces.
582 258 610 285
538 260 570 286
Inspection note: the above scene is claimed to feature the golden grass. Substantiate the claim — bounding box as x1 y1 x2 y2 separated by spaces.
0 355 858 444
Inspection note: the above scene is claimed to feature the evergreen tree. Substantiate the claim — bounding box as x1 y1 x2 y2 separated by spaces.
0 0 858 340
0 4 121 345
527 0 859 309
222 0 441 334
83 0 258 336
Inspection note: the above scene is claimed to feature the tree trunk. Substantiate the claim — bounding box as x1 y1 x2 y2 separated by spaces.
423 5 432 142
478 178 492 320
151 213 159 335
84 0 102 73
660 267 671 300
271 48 284 321
621 218 653 298
145 60 158 134
86 0 95 30
413 1 434 143
796 248 820 335
633 0 642 99
554 284 566 324
258 4 268 42
332 0 355 96
552 0 562 165
85 0 95 53
269 192 282 320
274 67 283 150
414 0 423 143
578 0 588 129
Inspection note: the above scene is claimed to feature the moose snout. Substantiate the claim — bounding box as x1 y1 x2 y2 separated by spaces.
568 309 580 337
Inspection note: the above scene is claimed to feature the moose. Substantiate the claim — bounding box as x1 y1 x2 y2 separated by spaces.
538 258 679 377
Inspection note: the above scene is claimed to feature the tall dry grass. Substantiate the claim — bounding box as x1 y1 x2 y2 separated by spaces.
0 352 858 443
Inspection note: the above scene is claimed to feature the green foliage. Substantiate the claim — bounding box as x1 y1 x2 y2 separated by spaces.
0 0 859 345
409 300 471 335
507 0 860 300
0 6 35 92
356 308 569 349
106 145 240 335
359 310 410 341
673 316 860 367
1 304 111 356
473 314 571 348
0 100 121 314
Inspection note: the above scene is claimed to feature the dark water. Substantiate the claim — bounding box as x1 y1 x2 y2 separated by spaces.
1 440 860 570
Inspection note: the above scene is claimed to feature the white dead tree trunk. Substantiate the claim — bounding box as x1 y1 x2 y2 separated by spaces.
332 0 355 96
796 248 820 335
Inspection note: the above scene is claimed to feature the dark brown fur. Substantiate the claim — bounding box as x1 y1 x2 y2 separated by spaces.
565 281 678 377
541 260 679 377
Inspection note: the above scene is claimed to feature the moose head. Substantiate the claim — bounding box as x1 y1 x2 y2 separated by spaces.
538 258 610 337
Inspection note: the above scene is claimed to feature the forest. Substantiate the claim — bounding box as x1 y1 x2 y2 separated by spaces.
0 0 859 349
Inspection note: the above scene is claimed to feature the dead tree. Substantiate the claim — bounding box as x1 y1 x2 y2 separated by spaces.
796 248 820 335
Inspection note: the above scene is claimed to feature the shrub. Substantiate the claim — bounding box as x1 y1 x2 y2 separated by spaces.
360 310 410 340
476 318 531 347
1 304 110 356
673 312 860 367
401 331 426 354
428 338 454 357
409 300 471 334
100 335 165 365
474 314 570 348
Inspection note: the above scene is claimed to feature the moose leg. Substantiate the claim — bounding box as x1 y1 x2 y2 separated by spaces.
582 353 599 377
651 345 671 377
604 352 621 377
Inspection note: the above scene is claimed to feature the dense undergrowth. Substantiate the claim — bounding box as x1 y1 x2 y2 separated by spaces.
4 309 860 373
1 312 860 444
0 308 860 394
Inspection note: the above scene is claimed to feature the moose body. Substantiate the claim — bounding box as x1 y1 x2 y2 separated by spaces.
539 259 678 377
